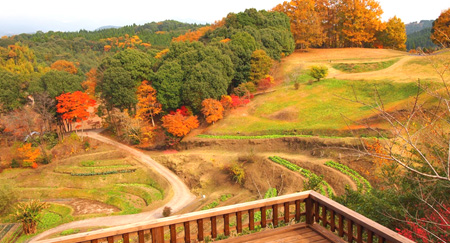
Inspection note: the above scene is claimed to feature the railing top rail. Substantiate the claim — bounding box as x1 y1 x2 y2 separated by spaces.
36 191 311 243
309 191 414 243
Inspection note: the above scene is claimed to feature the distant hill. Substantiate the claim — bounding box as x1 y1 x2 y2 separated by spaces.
95 25 121 31
406 27 437 50
405 20 434 35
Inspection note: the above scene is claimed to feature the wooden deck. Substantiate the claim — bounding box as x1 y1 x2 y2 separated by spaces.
219 223 345 243
37 191 414 243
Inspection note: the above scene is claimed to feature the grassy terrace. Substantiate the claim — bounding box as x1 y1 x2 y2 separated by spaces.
208 77 418 136
332 58 399 73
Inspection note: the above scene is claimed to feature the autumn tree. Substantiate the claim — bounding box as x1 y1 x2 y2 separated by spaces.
161 112 199 137
81 68 97 98
377 16 407 50
136 81 162 127
50 60 78 74
274 0 325 49
201 99 224 124
250 50 272 83
339 0 384 47
17 143 40 168
56 91 96 133
431 8 450 47
309 65 328 81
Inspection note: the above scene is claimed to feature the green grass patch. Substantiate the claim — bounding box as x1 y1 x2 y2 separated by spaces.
115 183 164 206
269 156 334 197
325 161 372 192
332 59 399 73
202 194 233 210
54 166 136 176
209 77 419 136
59 228 80 236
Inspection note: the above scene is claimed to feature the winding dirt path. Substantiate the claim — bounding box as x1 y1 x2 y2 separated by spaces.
31 130 196 242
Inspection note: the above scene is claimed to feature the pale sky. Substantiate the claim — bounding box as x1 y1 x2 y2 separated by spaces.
0 0 448 36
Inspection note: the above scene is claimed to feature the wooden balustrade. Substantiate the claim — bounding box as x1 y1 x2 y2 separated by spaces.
36 191 413 243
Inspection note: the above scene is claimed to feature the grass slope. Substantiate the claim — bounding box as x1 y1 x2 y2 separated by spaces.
205 48 449 137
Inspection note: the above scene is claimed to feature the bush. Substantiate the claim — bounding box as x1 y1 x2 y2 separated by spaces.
11 159 19 168
162 206 172 217
0 183 17 215
229 162 245 185
309 65 328 82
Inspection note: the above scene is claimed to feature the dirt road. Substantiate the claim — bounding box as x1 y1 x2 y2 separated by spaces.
31 130 196 242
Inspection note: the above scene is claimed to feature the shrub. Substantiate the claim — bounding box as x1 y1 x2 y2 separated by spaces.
229 162 245 185
309 65 328 82
11 159 20 168
0 183 17 215
162 206 172 217
14 199 49 235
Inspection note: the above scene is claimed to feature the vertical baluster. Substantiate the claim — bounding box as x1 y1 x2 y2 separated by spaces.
237 211 243 233
198 219 204 242
357 225 363 243
347 219 354 243
184 221 191 243
284 202 290 223
249 209 255 230
377 236 384 243
367 231 374 243
107 236 114 243
322 206 328 227
330 210 336 232
295 200 301 222
224 214 230 236
315 201 320 223
123 233 130 243
305 198 313 225
92 240 98 243
152 227 164 243
273 204 279 227
261 206 267 228
138 230 144 243
170 224 176 243
338 215 344 237
211 216 217 239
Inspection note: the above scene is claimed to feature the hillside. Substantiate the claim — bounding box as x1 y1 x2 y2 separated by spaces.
202 48 449 137
405 20 434 35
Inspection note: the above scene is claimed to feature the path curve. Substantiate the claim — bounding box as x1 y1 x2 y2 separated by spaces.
31 130 196 242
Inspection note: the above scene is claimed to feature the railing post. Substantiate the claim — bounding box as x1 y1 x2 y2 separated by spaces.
152 227 164 243
305 197 314 225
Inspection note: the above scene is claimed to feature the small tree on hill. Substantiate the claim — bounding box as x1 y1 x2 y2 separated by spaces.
309 65 328 82
201 99 224 124
15 199 49 235
161 112 199 137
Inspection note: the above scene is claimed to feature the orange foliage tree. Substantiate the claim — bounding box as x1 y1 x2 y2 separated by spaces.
201 99 224 124
431 8 450 47
81 68 97 98
56 91 96 133
17 143 40 168
136 81 162 127
50 60 78 74
161 112 199 137
274 0 325 49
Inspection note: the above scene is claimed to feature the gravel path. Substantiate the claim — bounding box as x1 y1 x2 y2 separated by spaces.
30 130 196 242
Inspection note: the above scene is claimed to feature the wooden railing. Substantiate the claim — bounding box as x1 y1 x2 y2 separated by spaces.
37 191 413 243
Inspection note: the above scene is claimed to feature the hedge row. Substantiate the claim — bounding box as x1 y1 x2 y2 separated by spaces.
325 161 372 192
70 169 136 176
269 156 334 197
